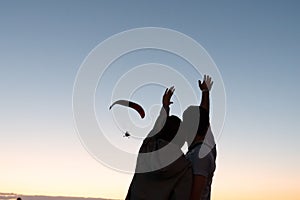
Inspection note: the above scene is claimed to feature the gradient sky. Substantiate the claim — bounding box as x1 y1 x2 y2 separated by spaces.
1 0 299 199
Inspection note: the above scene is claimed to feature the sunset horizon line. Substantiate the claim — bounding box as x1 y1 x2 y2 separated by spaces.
0 192 120 200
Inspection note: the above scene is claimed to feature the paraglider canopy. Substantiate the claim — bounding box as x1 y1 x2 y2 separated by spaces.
109 100 145 119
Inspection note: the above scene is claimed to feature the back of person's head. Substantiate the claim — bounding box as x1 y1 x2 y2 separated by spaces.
181 106 200 143
17 198 22 200
181 105 209 144
156 115 182 145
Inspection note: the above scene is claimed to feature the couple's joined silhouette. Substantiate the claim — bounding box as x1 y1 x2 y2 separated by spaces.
126 75 216 200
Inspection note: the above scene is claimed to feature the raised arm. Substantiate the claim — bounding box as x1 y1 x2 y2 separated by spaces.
199 75 213 111
162 86 175 114
189 75 213 200
147 86 175 137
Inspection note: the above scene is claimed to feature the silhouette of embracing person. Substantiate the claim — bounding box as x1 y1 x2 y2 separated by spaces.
126 75 216 200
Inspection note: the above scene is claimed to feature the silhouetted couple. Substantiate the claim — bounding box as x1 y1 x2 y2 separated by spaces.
126 75 216 200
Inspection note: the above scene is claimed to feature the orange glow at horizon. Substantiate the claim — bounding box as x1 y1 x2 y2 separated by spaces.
1 132 299 200
1 158 299 200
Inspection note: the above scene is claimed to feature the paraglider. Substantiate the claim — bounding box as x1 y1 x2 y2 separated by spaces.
109 100 145 119
123 131 131 138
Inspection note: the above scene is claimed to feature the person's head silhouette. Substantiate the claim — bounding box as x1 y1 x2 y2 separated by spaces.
17 198 22 200
181 105 209 146
156 115 181 144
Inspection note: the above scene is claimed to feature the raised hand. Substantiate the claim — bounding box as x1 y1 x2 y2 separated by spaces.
162 86 175 107
198 75 213 92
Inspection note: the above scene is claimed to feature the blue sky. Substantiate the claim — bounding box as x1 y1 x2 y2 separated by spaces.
0 0 299 199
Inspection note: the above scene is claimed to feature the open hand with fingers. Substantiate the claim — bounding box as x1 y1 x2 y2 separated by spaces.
198 75 213 92
162 86 175 107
